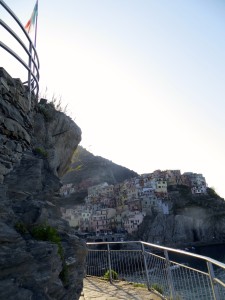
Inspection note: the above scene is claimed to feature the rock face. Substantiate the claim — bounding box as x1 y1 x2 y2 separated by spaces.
0 68 87 299
136 186 225 247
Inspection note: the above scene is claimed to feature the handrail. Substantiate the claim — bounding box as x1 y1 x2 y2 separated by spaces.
87 240 225 269
0 19 39 80
86 240 225 299
0 0 40 97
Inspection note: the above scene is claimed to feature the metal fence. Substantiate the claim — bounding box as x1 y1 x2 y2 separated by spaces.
0 0 40 97
86 241 225 300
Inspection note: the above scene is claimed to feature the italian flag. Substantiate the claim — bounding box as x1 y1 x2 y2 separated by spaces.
25 1 38 33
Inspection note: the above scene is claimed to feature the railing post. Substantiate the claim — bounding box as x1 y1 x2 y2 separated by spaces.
107 243 112 284
28 41 32 92
28 41 32 109
164 250 176 299
141 243 151 290
207 261 220 300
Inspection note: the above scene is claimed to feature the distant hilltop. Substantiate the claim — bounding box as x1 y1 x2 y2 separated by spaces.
60 146 215 205
61 146 138 204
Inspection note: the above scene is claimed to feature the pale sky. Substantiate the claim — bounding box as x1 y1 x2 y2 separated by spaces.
1 0 225 198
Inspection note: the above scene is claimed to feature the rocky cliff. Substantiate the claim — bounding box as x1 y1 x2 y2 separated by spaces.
0 68 87 299
136 185 225 248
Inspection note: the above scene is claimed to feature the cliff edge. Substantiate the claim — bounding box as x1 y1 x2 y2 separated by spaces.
0 68 87 299
135 185 225 247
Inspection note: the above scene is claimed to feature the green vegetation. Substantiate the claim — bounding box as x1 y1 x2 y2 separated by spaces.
31 224 63 259
47 94 68 114
178 185 191 197
65 147 84 174
30 224 69 286
33 147 48 158
103 269 119 280
15 222 28 234
151 283 163 294
207 187 220 198
67 164 83 173
132 283 147 288
38 90 71 117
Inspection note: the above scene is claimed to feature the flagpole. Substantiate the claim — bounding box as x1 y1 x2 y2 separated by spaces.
31 0 38 89
34 0 38 48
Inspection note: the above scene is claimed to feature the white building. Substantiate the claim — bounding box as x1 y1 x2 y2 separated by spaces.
124 211 145 234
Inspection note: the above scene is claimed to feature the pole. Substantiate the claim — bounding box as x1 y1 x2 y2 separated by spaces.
34 0 38 48
107 243 112 284
207 261 220 300
141 243 151 290
164 250 176 299
28 41 32 108
32 0 38 93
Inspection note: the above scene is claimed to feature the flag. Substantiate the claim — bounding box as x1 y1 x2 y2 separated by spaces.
25 1 38 33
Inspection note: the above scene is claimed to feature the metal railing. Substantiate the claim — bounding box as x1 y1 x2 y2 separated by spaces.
0 0 40 97
86 241 225 300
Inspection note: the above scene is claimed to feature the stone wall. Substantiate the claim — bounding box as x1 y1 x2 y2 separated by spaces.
0 68 87 299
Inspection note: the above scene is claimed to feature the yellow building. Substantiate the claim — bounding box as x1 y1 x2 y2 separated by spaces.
155 178 167 193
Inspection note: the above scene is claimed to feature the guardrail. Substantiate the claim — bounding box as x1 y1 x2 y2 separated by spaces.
0 0 40 97
86 241 225 300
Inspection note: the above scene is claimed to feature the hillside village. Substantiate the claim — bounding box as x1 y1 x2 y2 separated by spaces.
60 170 207 240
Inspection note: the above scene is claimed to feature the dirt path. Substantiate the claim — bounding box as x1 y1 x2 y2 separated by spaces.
79 276 164 300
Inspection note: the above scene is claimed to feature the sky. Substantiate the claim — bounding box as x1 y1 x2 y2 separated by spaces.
1 0 225 198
